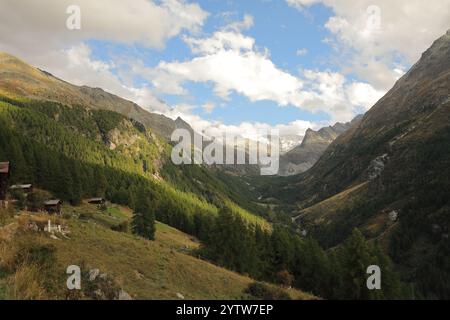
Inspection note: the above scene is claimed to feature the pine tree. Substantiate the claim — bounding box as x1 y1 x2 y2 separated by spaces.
337 229 384 300
292 237 334 298
94 169 107 198
131 191 156 240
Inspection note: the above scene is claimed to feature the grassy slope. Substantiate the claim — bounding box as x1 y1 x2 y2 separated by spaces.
294 183 368 223
0 204 313 300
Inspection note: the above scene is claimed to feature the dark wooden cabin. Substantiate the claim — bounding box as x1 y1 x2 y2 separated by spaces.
10 184 34 194
87 197 106 205
45 199 63 215
0 162 10 201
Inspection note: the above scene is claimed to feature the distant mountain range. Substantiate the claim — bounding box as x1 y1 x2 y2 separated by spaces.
278 116 363 176
279 134 304 154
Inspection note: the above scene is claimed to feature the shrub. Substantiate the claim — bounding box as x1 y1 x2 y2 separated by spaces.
15 243 57 269
0 206 14 226
245 282 291 300
111 221 129 233
79 212 94 220
10 190 27 210
275 270 294 287
61 212 73 220
27 190 51 212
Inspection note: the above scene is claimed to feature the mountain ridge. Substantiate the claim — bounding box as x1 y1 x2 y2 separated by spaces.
278 115 363 176
259 29 450 299
0 51 183 140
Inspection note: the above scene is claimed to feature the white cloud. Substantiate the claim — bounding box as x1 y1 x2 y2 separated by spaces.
0 0 208 55
225 14 254 32
156 50 305 104
148 16 306 106
202 102 216 114
298 69 385 121
296 48 308 56
286 0 322 9
146 16 385 122
346 82 385 112
183 31 255 55
287 0 450 90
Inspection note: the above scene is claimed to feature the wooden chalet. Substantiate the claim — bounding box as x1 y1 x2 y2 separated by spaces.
45 199 63 215
0 162 10 201
87 197 106 205
10 184 34 194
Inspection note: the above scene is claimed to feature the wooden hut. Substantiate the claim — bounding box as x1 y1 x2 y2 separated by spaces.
45 199 63 215
87 197 106 205
10 184 34 194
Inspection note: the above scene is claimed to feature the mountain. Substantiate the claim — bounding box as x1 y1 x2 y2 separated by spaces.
0 52 180 140
260 30 450 299
279 134 304 154
278 116 362 176
0 52 408 300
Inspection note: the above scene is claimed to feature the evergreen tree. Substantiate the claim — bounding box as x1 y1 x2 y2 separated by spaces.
94 169 107 198
131 191 156 240
292 237 335 298
337 229 375 299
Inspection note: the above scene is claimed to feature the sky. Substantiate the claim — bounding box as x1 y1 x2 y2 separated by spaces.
1 0 450 138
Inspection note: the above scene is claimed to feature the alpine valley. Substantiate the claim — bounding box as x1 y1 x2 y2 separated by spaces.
0 29 449 300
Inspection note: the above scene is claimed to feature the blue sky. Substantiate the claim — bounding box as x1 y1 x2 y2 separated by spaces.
85 0 337 127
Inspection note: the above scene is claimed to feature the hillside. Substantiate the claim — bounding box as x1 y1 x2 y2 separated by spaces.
0 203 312 300
0 52 179 140
260 30 450 299
0 94 270 229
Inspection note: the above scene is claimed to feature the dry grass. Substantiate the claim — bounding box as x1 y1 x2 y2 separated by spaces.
0 205 314 300
295 182 368 224
6 264 48 300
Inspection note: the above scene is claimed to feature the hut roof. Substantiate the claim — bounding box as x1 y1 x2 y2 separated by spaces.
88 197 104 202
45 199 62 206
10 184 32 189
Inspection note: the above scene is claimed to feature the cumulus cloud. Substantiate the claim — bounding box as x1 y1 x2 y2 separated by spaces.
297 69 385 121
147 16 306 105
296 48 308 56
0 0 208 55
287 0 450 90
146 16 384 122
156 50 305 104
202 102 216 114
286 0 321 9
